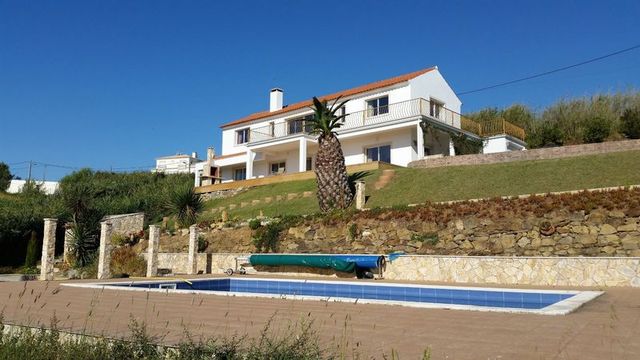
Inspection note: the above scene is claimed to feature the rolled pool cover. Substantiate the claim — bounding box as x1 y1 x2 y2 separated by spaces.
248 254 385 273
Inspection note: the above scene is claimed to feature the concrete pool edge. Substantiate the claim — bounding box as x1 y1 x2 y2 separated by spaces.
62 277 605 316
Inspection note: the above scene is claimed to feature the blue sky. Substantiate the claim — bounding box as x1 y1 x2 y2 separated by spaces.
1 0 639 180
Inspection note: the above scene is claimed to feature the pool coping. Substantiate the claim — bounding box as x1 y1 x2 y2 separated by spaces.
62 277 604 316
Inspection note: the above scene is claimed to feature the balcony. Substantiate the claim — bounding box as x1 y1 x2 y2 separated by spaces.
248 98 525 144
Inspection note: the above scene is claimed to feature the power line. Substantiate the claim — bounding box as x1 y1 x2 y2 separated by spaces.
456 44 640 96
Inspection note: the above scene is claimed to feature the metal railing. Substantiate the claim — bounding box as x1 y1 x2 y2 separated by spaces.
248 98 525 143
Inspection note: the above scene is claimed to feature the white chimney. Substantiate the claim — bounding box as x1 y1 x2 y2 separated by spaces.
270 88 283 112
191 152 197 159
207 147 215 160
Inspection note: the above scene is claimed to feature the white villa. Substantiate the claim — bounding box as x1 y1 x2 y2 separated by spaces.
195 67 525 187
155 152 201 174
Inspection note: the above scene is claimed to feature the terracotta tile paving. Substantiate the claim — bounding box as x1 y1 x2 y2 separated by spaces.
0 277 639 359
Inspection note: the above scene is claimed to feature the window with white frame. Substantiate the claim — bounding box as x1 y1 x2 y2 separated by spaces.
236 128 250 144
365 145 391 163
270 161 286 175
366 96 389 116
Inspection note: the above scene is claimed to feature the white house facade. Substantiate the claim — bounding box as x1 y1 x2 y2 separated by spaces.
155 153 201 174
195 67 525 186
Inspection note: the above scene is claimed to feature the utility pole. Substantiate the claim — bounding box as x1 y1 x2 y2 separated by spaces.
27 160 33 182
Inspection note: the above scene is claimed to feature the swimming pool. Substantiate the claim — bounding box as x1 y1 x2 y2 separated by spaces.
64 277 603 315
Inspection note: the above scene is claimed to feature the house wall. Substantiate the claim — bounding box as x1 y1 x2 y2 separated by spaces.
342 127 415 167
409 69 462 113
7 180 59 195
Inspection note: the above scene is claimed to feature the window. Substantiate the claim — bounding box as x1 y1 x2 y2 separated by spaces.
269 122 275 137
306 157 313 171
366 145 391 163
287 114 314 135
236 128 250 144
233 168 246 181
270 162 286 175
429 98 444 119
366 96 389 116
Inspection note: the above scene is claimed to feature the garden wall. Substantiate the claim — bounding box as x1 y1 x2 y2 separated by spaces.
102 212 144 236
408 139 640 169
148 252 640 287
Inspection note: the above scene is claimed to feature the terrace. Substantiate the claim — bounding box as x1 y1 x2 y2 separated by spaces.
248 97 525 145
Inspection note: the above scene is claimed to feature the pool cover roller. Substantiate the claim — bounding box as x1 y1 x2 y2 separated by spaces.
248 254 386 273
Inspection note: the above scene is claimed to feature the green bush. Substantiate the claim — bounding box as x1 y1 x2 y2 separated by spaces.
620 106 640 139
527 121 564 148
582 116 611 143
24 230 39 268
450 133 484 155
248 218 261 230
168 185 204 228
0 162 12 192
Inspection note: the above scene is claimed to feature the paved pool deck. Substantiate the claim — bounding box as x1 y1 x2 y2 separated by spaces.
0 276 639 359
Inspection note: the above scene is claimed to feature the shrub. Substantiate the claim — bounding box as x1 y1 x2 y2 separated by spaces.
527 120 564 148
410 232 438 245
248 218 261 230
582 116 611 143
110 246 146 277
197 235 208 252
450 133 484 155
168 185 204 228
24 230 39 268
0 162 11 192
347 223 358 241
620 106 640 139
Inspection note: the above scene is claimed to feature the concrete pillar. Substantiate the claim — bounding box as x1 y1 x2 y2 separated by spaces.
449 138 456 156
40 218 57 281
416 124 425 159
246 149 255 179
355 181 366 210
63 224 73 265
97 222 113 280
299 137 307 172
187 225 198 275
146 225 160 277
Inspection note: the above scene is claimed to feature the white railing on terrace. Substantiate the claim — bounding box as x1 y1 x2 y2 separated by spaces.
248 98 525 143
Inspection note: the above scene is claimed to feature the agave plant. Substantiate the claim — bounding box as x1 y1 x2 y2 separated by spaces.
167 185 204 228
308 96 353 212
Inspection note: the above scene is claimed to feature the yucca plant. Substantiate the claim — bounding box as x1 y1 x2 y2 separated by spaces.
167 185 204 228
308 96 353 212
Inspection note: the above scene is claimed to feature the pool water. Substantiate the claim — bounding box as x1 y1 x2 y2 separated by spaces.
106 277 587 313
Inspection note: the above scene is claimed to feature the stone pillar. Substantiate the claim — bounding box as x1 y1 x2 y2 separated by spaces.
416 124 425 159
40 218 57 281
187 225 198 275
97 222 113 280
355 181 366 210
221 210 228 222
299 137 307 172
449 138 456 156
146 225 160 277
63 224 73 265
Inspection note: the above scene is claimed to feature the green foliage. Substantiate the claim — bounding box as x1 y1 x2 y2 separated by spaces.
620 106 640 139
526 120 564 148
24 231 38 268
410 233 439 245
252 216 301 253
582 116 611 143
347 223 358 241
248 218 261 230
308 96 349 135
0 162 12 192
197 234 208 252
450 133 484 155
168 185 204 228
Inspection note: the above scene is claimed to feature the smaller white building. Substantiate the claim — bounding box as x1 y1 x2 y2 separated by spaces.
155 152 201 174
7 180 59 195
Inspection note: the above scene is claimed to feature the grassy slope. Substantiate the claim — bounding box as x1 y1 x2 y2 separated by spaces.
367 150 640 207
204 150 640 219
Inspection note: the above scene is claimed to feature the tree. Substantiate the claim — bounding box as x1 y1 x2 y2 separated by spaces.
582 116 611 143
620 106 640 139
0 162 12 192
308 96 352 212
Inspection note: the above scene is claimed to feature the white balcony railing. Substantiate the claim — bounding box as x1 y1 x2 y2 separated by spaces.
248 98 525 143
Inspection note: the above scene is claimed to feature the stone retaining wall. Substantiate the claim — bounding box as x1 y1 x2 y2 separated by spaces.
102 212 145 236
149 252 640 287
408 139 640 169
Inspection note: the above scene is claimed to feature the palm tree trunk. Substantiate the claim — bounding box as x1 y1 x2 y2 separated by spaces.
314 133 353 211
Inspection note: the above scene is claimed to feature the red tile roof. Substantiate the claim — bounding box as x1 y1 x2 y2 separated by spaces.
220 67 436 128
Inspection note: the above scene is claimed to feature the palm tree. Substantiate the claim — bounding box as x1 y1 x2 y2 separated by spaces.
308 96 353 211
